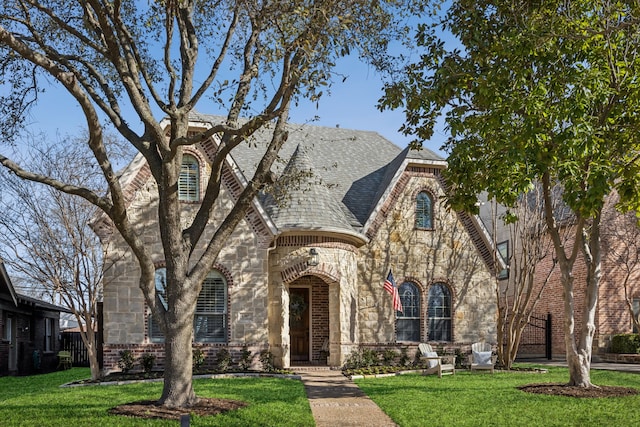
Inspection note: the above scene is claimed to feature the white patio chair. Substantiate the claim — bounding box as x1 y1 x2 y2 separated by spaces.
418 343 455 378
470 342 496 374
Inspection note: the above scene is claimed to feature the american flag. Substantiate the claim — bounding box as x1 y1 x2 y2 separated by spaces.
383 270 403 313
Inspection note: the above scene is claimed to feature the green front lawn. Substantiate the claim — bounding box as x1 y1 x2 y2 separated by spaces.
356 365 640 426
2 365 640 426
0 368 314 426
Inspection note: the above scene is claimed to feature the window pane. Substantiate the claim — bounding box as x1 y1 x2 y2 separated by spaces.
428 318 451 341
416 191 433 228
397 319 420 342
397 282 420 341
397 282 420 319
179 155 199 201
428 283 452 342
149 313 164 342
194 315 225 341
155 268 168 310
195 271 227 342
497 241 509 280
45 318 53 352
149 268 228 342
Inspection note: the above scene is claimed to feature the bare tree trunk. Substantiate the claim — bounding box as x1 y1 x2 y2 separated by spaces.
562 270 593 387
160 310 197 407
80 330 101 381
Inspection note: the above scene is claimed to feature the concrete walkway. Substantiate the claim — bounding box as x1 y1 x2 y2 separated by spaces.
296 368 397 427
522 358 640 374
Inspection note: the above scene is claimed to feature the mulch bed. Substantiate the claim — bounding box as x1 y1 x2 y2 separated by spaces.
109 398 248 420
518 383 639 398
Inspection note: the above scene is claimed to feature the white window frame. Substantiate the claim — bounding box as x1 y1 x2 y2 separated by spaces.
396 282 421 342
194 271 228 342
149 268 228 343
428 283 452 342
179 154 200 201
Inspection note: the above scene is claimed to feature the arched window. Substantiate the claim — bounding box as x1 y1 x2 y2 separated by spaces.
396 282 421 342
194 270 228 342
149 268 228 343
416 191 433 229
179 154 199 201
428 283 452 341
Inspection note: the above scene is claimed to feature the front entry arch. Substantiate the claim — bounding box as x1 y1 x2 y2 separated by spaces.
289 276 329 364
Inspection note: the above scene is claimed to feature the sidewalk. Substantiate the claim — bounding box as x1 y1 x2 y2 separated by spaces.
522 358 640 374
296 368 397 427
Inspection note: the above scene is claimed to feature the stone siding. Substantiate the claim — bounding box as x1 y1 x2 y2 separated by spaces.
358 171 497 346
101 147 270 371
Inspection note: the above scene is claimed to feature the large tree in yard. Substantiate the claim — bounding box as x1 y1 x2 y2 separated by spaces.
0 0 414 408
382 0 640 387
491 185 567 370
0 141 118 381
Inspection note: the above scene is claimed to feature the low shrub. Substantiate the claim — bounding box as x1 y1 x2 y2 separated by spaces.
117 350 135 373
192 348 205 372
216 348 232 372
141 353 156 374
240 345 253 371
398 347 411 367
610 334 640 354
382 349 397 365
259 350 275 372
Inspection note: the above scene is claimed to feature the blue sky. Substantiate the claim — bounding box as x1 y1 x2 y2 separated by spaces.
24 54 448 158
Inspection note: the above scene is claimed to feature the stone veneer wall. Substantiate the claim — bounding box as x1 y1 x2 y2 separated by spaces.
101 147 271 373
358 170 497 346
268 239 359 367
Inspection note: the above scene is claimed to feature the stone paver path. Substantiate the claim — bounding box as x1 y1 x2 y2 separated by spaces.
298 369 397 427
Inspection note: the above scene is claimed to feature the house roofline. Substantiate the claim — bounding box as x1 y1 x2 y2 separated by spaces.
0 258 18 307
363 156 447 233
186 117 280 237
275 228 368 247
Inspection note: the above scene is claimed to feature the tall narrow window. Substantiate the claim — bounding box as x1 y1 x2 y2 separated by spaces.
149 268 167 342
194 271 228 342
497 240 509 280
44 318 54 352
396 282 421 342
633 298 640 333
5 314 12 341
428 283 452 341
416 191 433 229
179 154 199 201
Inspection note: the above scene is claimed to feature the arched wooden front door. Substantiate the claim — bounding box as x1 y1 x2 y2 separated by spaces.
289 276 330 363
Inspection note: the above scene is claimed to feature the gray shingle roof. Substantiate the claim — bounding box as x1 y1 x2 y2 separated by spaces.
191 113 444 236
261 145 357 234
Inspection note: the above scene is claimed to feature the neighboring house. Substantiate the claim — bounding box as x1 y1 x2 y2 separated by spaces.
0 258 70 375
481 192 640 359
94 114 500 372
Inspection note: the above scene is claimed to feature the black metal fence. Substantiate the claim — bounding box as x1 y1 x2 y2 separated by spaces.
519 312 552 360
